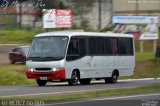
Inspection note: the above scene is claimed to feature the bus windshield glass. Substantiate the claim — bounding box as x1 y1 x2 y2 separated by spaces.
28 36 69 61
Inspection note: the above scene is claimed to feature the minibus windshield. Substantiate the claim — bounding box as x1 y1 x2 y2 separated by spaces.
28 36 69 61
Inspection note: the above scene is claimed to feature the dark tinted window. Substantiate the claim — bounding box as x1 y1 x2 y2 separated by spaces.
104 38 112 55
111 38 118 55
66 37 86 61
88 37 104 55
119 38 133 55
89 37 96 54
97 38 104 54
67 37 79 56
79 38 86 57
13 48 22 53
12 48 18 52
67 36 133 60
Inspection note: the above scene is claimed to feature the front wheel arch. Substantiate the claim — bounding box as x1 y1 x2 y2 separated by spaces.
67 69 80 86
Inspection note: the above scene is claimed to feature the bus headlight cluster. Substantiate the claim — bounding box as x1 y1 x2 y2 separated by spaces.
53 68 57 72
27 68 34 72
52 68 64 72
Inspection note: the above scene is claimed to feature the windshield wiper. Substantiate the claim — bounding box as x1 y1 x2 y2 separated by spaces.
43 57 59 59
27 56 63 61
28 57 42 58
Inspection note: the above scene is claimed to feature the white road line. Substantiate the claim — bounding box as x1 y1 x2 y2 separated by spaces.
118 78 159 82
44 93 160 106
51 78 160 85
96 93 160 100
0 86 137 98
0 89 17 92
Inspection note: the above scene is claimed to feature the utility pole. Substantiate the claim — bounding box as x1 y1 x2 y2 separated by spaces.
110 0 113 24
19 1 22 29
98 0 102 31
135 0 144 53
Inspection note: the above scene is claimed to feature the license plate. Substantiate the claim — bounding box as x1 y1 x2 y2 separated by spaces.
40 77 47 80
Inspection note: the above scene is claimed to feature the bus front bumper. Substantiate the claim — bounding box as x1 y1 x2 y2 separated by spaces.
26 69 66 80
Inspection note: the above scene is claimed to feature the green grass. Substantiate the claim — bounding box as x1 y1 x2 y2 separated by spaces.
135 52 155 61
0 64 34 86
135 40 160 53
0 29 43 44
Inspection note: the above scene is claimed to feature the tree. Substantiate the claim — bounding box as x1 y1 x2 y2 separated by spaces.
33 0 67 14
32 0 68 27
70 0 95 29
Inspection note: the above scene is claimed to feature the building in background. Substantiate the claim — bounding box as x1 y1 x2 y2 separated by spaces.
16 1 37 27
0 0 159 30
113 0 160 26
0 7 17 28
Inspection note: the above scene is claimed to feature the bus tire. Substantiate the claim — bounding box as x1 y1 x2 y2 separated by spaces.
36 80 47 86
79 79 91 85
67 70 79 86
10 61 15 64
105 71 118 84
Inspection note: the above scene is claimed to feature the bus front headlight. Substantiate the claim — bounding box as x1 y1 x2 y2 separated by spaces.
53 68 57 72
52 68 65 72
26 68 34 72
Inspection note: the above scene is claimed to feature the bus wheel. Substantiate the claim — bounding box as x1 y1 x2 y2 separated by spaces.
67 71 79 86
36 80 47 86
105 71 118 84
10 61 15 64
79 79 91 85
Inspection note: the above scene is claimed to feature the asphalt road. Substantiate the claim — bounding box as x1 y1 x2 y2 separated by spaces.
45 93 160 106
0 79 160 98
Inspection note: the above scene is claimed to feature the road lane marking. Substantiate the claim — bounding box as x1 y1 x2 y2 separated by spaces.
44 93 160 106
0 89 17 92
96 93 160 100
0 86 138 98
51 78 160 85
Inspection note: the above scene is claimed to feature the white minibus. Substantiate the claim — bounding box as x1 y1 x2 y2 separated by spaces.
26 31 135 86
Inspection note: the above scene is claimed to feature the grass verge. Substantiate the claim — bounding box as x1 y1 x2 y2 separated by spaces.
0 29 43 44
135 52 155 62
0 64 34 86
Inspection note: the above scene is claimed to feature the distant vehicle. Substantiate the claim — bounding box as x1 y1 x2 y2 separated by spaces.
9 46 30 64
26 31 135 86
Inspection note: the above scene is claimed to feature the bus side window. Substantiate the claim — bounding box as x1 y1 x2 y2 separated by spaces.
104 37 112 55
67 39 79 55
66 37 79 61
111 38 118 55
79 38 86 57
119 38 134 55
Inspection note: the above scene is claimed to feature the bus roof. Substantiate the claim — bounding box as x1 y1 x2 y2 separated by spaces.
35 31 133 38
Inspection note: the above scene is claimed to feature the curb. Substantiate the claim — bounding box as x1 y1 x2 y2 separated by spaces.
0 44 18 46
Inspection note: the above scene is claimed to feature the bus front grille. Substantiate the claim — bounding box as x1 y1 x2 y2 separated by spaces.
35 68 51 71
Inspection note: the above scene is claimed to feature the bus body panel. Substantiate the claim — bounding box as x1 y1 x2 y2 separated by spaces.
113 56 135 76
64 56 134 79
26 61 61 69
